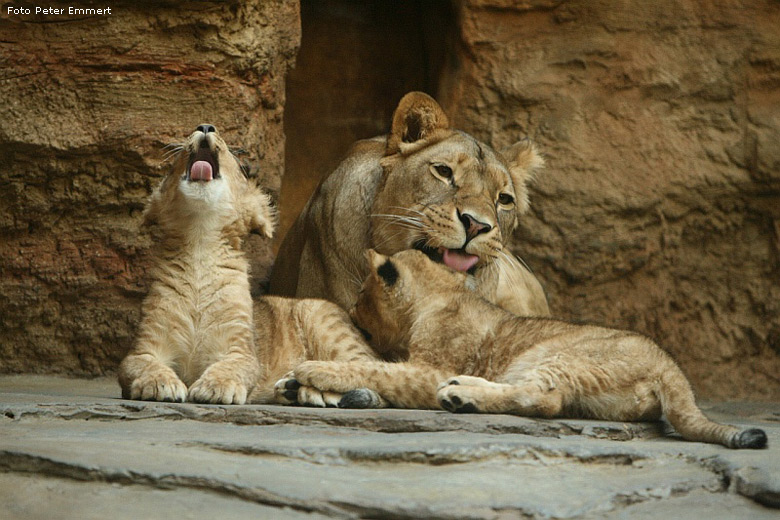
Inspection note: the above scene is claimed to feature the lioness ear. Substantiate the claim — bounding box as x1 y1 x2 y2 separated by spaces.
502 139 544 215
386 91 450 155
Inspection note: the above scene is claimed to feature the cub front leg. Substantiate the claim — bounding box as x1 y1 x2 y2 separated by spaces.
118 352 187 403
272 375 343 407
294 360 452 409
188 348 260 405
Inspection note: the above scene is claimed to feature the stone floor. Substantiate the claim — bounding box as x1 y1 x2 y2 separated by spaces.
1 375 778 519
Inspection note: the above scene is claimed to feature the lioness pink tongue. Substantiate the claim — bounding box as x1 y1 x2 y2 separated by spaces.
442 248 479 272
190 160 213 181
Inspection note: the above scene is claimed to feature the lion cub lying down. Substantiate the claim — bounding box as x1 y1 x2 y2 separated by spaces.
119 125 380 404
292 250 767 449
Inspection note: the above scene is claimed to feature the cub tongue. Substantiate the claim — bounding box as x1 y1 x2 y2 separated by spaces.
189 160 213 181
441 248 479 272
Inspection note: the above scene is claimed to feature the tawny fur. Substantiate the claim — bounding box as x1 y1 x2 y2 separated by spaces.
118 126 381 405
249 296 383 406
271 91 549 318
293 250 767 449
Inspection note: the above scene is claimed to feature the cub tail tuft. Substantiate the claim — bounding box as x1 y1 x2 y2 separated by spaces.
731 428 768 450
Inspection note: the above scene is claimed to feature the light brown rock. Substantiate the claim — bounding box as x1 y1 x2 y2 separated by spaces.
435 0 780 400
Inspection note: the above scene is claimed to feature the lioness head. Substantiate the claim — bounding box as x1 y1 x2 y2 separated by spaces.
144 124 274 241
371 92 543 274
351 248 465 359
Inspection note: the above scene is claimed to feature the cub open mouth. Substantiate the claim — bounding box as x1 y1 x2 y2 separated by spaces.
413 241 480 273
186 147 220 182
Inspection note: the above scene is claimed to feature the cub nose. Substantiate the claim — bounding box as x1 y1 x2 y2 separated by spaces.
459 212 492 241
196 124 216 134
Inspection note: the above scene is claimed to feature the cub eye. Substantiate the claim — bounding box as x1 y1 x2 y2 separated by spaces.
498 193 515 206
433 164 453 179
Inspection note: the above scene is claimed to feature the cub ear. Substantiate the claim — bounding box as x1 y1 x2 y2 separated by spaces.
366 249 399 286
365 249 388 271
501 139 544 215
247 189 276 239
141 186 163 227
386 91 450 155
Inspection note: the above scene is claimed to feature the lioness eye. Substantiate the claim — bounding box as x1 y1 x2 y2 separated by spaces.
434 164 453 179
498 193 514 206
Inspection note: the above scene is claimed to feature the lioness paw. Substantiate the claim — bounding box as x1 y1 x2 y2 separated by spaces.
437 386 481 414
130 372 187 403
188 375 248 405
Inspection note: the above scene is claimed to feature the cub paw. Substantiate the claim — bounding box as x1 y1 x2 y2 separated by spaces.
188 375 248 405
297 385 342 408
130 372 187 403
437 386 480 414
437 375 493 391
273 376 301 405
339 388 386 409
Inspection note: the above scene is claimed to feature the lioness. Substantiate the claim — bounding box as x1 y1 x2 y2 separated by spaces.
290 250 767 449
119 125 381 405
270 91 549 317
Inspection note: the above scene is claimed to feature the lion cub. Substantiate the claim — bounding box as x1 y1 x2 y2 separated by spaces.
118 125 274 404
119 125 381 405
292 249 767 449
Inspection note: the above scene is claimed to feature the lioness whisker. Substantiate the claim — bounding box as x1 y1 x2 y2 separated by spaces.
388 205 427 219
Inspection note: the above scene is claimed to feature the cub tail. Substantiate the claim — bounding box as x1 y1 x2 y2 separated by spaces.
658 368 767 449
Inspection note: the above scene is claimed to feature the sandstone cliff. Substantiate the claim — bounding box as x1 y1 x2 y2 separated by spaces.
437 0 780 399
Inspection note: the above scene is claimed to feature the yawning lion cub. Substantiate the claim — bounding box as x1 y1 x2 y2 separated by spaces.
118 125 273 404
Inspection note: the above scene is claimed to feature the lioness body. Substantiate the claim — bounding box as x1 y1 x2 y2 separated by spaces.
119 126 379 405
293 250 767 449
271 92 549 317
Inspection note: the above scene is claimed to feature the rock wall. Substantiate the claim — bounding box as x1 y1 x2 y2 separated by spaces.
437 0 780 399
0 1 300 374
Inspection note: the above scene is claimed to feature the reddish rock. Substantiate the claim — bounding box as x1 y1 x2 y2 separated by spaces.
0 1 300 375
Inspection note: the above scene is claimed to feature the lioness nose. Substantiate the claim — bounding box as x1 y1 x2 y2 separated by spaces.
196 124 216 134
459 212 492 241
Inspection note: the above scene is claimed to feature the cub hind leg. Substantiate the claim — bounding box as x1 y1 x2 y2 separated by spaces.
437 378 564 417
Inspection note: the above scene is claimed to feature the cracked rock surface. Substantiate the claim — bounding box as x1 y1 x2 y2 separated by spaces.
1 376 778 519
